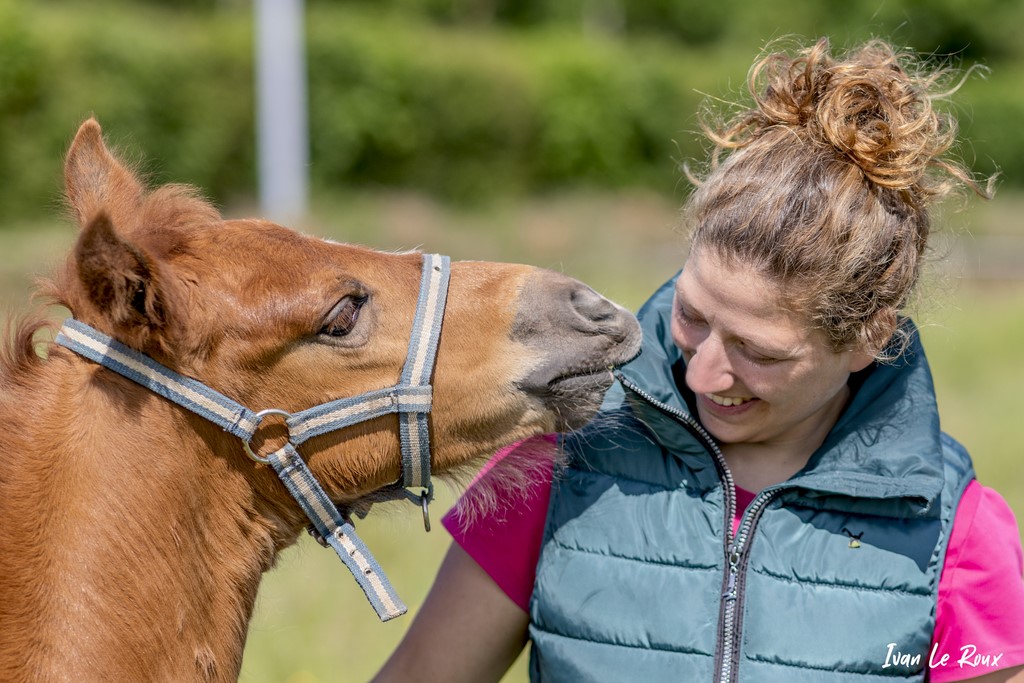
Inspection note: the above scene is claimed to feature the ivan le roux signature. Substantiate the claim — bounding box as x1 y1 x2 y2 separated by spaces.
884 643 1004 671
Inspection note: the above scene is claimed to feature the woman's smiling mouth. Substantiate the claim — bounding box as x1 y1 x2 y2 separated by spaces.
706 393 756 408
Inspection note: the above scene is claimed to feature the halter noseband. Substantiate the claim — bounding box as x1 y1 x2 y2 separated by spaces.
54 253 451 621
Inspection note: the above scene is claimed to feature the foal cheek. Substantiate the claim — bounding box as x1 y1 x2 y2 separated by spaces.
431 264 530 391
424 267 553 467
430 338 547 460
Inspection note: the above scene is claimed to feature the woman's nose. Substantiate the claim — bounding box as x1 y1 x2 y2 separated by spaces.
684 337 733 395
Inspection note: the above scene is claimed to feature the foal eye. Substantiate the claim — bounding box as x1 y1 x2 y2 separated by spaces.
321 295 367 337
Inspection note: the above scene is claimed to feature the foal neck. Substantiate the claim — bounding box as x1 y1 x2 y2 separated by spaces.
0 358 297 681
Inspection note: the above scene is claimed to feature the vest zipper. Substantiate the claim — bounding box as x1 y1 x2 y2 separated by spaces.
716 487 784 683
614 372 786 683
613 373 736 531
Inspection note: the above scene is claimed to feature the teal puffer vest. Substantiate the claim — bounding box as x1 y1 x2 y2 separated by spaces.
529 275 974 683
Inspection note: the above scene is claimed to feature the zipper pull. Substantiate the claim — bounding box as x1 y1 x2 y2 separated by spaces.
722 550 740 600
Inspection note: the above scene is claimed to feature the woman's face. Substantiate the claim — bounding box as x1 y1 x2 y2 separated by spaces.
671 248 873 451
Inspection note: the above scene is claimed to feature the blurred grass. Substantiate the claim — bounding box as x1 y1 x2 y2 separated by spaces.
2 191 1022 683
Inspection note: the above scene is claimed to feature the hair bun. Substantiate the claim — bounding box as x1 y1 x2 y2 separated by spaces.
746 38 957 192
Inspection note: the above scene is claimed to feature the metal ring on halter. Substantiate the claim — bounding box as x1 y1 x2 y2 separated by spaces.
420 492 431 532
242 408 294 463
419 485 433 532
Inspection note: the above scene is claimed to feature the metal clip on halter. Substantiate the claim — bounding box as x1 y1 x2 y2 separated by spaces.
403 484 434 532
420 488 432 532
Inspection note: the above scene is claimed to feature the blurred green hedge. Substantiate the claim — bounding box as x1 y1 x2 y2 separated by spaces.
0 1 1020 222
0 1 254 220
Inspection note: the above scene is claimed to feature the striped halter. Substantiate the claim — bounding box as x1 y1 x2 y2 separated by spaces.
55 253 451 621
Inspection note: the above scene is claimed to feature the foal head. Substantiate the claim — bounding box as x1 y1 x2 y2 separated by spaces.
52 118 641 509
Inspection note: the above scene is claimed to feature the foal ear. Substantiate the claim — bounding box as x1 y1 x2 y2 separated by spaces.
74 211 177 350
64 118 143 229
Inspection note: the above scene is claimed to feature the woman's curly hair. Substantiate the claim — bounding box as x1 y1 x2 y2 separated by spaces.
686 37 993 358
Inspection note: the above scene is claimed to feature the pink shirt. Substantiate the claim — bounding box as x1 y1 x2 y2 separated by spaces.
443 441 1024 682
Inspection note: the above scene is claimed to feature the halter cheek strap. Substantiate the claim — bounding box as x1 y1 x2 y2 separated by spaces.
54 253 451 622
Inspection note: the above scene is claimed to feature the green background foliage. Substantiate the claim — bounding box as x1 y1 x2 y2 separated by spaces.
1 0 1023 219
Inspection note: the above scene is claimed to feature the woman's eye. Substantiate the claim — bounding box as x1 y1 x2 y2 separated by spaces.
321 295 367 337
676 306 704 327
742 346 782 365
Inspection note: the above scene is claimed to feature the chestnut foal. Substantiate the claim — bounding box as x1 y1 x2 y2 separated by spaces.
0 120 641 681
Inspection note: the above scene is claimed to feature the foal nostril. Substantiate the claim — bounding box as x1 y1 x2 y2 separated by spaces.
570 285 618 325
514 270 638 349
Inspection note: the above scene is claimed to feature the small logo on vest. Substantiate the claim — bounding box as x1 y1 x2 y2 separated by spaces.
883 643 1005 672
841 527 863 549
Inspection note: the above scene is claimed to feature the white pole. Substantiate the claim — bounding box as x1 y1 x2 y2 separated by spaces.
254 0 309 224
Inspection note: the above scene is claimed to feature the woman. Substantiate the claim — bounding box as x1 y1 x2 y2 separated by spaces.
374 38 1024 682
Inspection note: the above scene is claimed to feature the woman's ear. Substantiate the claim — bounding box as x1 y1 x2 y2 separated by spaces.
848 349 876 373
851 307 900 370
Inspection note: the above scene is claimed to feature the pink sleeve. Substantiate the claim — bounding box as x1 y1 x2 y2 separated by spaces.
441 437 555 612
930 480 1024 682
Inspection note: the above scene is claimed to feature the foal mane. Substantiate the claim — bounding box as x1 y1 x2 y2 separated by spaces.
0 313 53 387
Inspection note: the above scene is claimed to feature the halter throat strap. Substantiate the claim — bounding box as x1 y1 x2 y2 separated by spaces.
54 253 451 621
